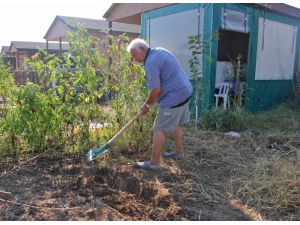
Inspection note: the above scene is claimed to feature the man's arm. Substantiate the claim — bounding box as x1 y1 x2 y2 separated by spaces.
140 87 161 115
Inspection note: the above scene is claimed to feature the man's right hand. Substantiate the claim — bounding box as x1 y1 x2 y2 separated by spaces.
140 103 150 115
141 87 160 115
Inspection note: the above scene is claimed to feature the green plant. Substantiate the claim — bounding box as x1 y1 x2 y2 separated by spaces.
188 34 203 125
0 21 158 165
228 54 248 109
105 34 153 153
0 24 154 162
246 103 300 134
0 55 15 117
188 31 219 125
199 107 249 131
0 55 17 159
0 83 64 157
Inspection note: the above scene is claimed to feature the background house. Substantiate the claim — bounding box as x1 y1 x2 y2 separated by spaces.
104 3 300 113
1 46 11 57
103 3 172 25
8 41 69 71
44 15 141 68
1 46 15 69
44 15 141 51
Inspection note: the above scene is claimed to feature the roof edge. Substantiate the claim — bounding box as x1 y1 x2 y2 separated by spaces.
44 16 61 39
255 3 300 19
103 3 119 19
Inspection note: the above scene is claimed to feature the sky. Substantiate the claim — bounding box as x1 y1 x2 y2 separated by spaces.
0 0 112 47
1 0 300 48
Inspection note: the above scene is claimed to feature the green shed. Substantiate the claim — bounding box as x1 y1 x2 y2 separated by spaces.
140 3 300 115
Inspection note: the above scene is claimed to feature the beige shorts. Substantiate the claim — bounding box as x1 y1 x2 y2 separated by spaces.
153 102 190 132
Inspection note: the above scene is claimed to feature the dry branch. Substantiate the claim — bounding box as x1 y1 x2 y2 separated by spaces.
0 190 15 201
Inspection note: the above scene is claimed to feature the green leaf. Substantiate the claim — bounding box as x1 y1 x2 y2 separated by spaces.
188 39 195 44
57 86 64 95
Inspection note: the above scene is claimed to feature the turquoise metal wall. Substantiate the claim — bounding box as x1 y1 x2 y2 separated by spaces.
245 5 300 111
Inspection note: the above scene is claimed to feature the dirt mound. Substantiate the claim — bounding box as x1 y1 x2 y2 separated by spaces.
0 152 249 220
0 156 184 220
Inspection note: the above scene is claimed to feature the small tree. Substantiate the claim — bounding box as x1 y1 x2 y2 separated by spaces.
188 34 203 125
188 32 218 125
228 54 247 109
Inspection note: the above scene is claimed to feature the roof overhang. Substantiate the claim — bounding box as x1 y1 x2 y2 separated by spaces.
103 3 173 24
255 3 300 19
44 16 73 42
9 42 17 53
103 3 300 25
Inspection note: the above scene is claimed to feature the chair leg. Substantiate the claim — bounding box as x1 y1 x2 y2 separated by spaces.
223 97 227 109
215 97 219 108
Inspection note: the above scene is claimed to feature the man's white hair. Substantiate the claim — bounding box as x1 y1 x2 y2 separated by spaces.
127 38 149 52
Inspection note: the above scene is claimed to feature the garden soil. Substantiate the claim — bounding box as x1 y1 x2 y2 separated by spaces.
0 130 299 221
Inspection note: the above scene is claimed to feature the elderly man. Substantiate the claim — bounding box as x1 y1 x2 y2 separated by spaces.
127 38 193 171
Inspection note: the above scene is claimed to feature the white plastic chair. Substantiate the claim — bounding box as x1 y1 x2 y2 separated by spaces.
214 82 231 109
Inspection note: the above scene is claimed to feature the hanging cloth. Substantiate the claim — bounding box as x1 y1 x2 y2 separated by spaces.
221 7 249 33
292 25 296 53
262 11 266 51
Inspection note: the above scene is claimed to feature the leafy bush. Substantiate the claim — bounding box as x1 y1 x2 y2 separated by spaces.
198 103 300 134
0 25 153 161
199 107 249 131
4 83 63 153
0 55 15 117
246 103 300 134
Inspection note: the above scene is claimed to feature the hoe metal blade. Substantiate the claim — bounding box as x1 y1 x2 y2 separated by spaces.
85 111 142 163
86 144 109 162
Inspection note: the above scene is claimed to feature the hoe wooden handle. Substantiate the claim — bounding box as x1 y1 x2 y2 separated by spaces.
107 111 143 145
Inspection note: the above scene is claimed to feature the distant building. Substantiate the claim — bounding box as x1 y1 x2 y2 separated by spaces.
8 41 69 71
1 46 16 69
1 46 11 57
44 15 141 51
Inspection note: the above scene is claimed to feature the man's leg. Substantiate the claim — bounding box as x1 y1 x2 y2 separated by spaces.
149 130 166 166
173 127 183 155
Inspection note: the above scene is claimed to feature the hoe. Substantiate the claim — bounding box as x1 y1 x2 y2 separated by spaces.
86 111 142 162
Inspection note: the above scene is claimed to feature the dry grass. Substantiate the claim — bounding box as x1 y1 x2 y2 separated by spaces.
231 155 300 220
167 129 254 205
172 120 300 220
